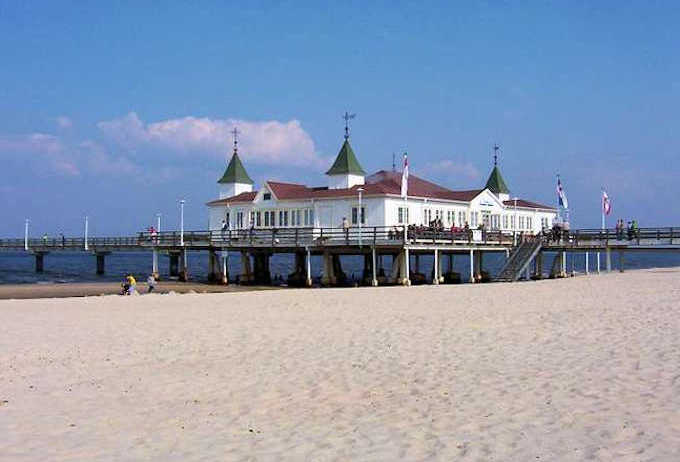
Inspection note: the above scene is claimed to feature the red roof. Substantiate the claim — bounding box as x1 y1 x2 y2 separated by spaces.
206 191 257 206
503 199 555 210
206 170 553 209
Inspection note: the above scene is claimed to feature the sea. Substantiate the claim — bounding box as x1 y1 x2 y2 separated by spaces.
1 250 679 285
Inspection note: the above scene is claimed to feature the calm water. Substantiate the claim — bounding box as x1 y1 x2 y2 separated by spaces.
1 250 679 285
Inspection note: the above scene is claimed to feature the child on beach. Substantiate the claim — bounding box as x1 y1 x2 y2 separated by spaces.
147 275 156 293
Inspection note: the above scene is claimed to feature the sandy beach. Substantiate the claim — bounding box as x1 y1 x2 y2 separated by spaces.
1 269 679 461
0 281 278 300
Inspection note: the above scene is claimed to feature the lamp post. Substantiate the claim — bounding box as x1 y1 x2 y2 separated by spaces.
513 197 518 246
156 213 161 233
357 187 364 247
84 216 89 250
24 219 29 250
179 200 185 246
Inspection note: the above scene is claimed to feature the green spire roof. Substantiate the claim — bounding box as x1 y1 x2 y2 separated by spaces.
218 152 253 185
485 165 510 194
326 139 365 176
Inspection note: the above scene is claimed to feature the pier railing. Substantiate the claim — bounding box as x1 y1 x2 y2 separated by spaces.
3 226 677 252
544 227 678 248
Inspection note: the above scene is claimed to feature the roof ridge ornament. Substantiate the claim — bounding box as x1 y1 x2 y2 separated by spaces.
493 143 500 166
343 111 356 140
231 126 240 156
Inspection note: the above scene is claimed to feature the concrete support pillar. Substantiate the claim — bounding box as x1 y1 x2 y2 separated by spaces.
596 252 601 274
469 249 475 283
306 248 312 287
432 249 439 285
253 253 271 285
152 249 159 279
619 250 625 273
321 251 336 286
240 251 253 283
169 253 179 277
402 248 411 286
473 251 483 282
371 247 378 286
606 247 612 272
391 253 402 284
221 250 229 284
534 251 543 279
561 251 567 277
585 252 589 275
179 250 189 282
208 249 219 282
96 253 107 275
35 253 45 273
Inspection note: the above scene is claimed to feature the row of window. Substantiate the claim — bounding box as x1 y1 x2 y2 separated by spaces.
398 207 545 230
226 208 315 229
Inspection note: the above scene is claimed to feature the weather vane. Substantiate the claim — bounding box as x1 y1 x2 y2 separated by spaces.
343 111 356 140
231 127 240 154
493 144 500 166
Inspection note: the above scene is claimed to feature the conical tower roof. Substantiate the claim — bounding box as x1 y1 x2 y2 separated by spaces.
485 165 509 194
326 139 365 176
218 152 253 185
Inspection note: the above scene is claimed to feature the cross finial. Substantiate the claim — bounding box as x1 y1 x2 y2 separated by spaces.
343 111 356 140
231 127 240 154
493 144 500 166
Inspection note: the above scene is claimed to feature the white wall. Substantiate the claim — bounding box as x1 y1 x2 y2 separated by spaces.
219 182 253 199
328 174 365 189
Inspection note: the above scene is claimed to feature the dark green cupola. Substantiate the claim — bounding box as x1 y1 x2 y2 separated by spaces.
325 139 365 176
218 152 253 185
485 165 509 195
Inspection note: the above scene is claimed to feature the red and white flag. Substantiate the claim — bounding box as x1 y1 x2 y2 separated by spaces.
401 153 409 198
602 190 611 215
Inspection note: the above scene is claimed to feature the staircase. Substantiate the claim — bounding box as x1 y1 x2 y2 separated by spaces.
495 239 543 282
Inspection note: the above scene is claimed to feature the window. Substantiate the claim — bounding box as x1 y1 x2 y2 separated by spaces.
503 215 509 229
309 209 314 227
225 211 230 228
351 207 365 225
510 215 515 229
264 211 270 227
519 216 525 229
458 211 465 227
263 193 271 201
541 217 548 229
398 206 409 224
470 212 478 227
249 211 255 227
256 211 261 227
527 216 532 230
423 208 431 225
283 210 289 227
491 214 500 230
236 211 244 229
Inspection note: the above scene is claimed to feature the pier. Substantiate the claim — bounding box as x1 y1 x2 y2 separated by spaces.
1 226 679 286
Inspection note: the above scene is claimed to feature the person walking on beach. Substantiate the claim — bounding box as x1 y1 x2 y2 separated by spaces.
147 274 156 293
126 274 137 295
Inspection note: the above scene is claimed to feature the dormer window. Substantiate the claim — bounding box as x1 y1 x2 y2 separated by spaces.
263 193 271 200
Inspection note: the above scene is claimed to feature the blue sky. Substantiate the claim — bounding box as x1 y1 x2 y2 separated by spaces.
1 1 679 236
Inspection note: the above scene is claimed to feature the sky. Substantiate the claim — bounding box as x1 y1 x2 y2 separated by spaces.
1 1 679 236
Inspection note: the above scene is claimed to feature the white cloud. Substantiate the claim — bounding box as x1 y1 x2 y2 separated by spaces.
422 159 480 180
0 133 80 175
97 112 324 168
56 116 73 129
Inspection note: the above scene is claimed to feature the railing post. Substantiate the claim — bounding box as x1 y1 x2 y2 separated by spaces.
373 227 377 245
295 228 299 247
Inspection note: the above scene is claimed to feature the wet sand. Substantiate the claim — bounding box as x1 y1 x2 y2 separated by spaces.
0 281 279 299
1 269 680 460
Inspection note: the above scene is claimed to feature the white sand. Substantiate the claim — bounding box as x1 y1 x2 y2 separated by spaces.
1 269 680 461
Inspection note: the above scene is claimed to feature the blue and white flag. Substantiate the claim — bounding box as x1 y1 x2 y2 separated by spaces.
556 176 568 208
